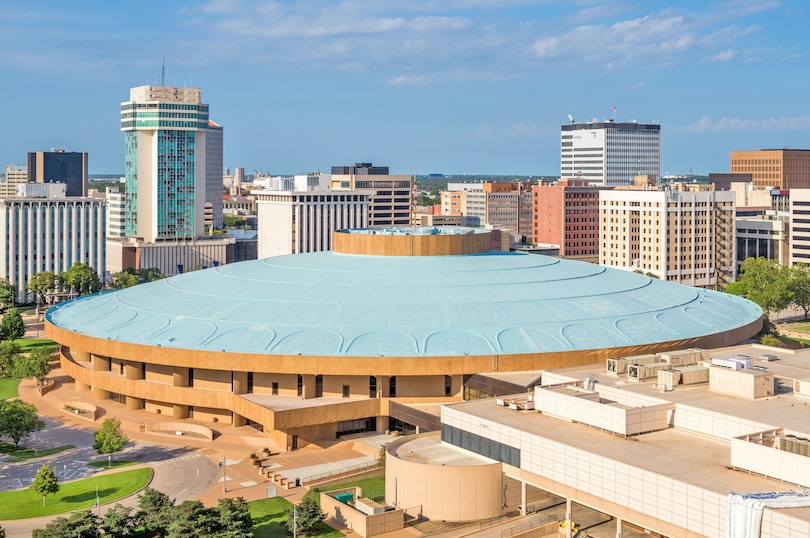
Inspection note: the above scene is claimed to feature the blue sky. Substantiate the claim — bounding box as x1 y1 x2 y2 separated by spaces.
1 0 808 175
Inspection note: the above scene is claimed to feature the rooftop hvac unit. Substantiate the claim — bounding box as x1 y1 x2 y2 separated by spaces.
628 362 671 382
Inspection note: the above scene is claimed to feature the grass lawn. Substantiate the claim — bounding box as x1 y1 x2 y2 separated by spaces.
0 377 20 400
302 475 385 506
785 336 810 346
0 468 152 520
249 497 343 538
87 460 137 470
14 338 58 353
0 443 75 462
788 324 810 333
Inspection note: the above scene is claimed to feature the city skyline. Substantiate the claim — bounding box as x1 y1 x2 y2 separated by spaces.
1 0 808 175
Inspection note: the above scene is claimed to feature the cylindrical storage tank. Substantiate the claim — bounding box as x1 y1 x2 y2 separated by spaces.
385 432 505 521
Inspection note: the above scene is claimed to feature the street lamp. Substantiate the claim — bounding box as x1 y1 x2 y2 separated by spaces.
219 458 227 492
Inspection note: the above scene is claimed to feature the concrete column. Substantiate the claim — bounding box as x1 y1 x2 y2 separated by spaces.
233 413 247 427
173 367 190 388
520 481 527 517
75 380 90 391
126 396 143 410
565 497 573 538
616 517 623 538
75 350 90 364
233 371 248 395
301 374 316 400
92 386 110 401
378 375 390 398
451 374 464 397
124 361 142 380
92 354 110 372
173 404 189 420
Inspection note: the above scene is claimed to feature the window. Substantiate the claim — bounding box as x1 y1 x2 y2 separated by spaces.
297 374 303 397
389 376 397 398
272 382 279 396
247 372 254 394
343 385 350 398
369 376 377 398
188 368 194 387
315 375 323 397
445 375 452 397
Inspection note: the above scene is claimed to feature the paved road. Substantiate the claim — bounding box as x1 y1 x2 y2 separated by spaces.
0 419 220 538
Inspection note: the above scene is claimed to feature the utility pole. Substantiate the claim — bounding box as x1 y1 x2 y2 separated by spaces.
221 457 227 492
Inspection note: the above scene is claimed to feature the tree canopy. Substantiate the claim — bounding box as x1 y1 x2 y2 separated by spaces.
727 257 791 316
0 309 25 341
0 399 44 447
0 341 22 378
30 465 59 506
0 280 17 313
93 417 129 467
284 497 326 536
27 271 58 305
111 267 165 289
12 347 54 385
60 263 102 296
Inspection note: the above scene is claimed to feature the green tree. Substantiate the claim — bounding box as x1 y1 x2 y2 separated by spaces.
216 497 253 538
93 417 129 468
790 264 810 320
760 334 783 347
0 341 21 377
61 263 102 297
27 271 58 306
101 504 135 538
167 500 218 538
0 399 44 447
11 347 54 387
0 308 25 340
111 271 138 289
732 257 791 316
135 487 175 537
33 509 99 537
284 497 326 536
30 465 59 506
0 279 17 313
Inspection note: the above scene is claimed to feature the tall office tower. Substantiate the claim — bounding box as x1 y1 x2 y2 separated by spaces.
120 85 211 242
0 184 105 302
206 120 224 230
599 184 735 289
730 149 810 189
256 190 372 257
330 163 412 227
532 179 610 263
27 149 89 196
561 119 660 187
483 182 533 242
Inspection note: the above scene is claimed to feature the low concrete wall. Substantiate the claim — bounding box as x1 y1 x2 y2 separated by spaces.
321 487 403 538
143 421 215 441
61 399 98 421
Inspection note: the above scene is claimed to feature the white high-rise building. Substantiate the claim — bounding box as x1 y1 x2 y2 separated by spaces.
0 190 105 301
121 85 215 242
256 190 372 258
561 120 661 187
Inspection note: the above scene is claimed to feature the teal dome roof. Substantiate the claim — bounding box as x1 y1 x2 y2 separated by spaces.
47 251 762 357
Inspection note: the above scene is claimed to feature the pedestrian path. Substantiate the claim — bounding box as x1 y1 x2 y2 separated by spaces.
150 452 204 466
277 455 375 482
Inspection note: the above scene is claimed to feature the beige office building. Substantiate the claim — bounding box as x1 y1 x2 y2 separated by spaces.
731 148 810 189
331 163 412 227
600 186 735 288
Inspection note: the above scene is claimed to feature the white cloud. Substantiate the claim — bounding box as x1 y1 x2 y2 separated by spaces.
503 122 538 137
705 49 737 61
685 115 810 132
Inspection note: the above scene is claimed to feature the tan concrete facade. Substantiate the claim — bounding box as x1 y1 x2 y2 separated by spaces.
333 229 491 256
48 313 760 446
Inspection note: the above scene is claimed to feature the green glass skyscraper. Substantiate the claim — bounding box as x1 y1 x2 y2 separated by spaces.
120 85 211 242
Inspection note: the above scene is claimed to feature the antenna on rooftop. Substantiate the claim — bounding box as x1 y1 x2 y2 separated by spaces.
567 114 575 124
161 55 166 86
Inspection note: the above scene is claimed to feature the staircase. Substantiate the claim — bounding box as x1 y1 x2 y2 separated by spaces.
353 441 383 458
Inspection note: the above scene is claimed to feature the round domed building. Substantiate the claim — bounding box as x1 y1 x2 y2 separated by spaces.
46 228 761 448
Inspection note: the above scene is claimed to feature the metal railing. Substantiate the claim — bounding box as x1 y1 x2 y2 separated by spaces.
301 460 381 487
501 514 558 538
